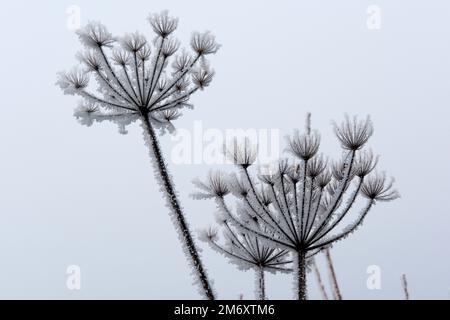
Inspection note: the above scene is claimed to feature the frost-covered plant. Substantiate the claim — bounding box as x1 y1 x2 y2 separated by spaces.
324 248 342 300
193 115 399 300
57 11 220 299
194 173 291 300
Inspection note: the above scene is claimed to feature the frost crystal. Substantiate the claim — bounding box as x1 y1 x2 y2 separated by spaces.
193 114 398 300
58 11 220 300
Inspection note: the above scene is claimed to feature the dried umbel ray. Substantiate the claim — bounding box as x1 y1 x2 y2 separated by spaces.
195 176 292 300
193 115 399 300
57 11 220 299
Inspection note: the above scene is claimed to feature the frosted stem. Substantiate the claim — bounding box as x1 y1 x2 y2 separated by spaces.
312 260 329 300
256 267 266 300
295 250 307 300
325 249 342 300
401 274 410 300
141 114 215 300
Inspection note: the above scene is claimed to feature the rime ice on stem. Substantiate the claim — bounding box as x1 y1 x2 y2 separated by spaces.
194 174 291 299
57 11 220 299
193 115 399 300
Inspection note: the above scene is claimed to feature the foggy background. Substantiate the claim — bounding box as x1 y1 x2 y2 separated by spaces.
0 0 449 299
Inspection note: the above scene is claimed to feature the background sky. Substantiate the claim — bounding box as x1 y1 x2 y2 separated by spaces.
0 0 449 299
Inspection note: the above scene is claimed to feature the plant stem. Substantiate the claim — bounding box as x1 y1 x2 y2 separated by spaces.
312 260 329 300
256 267 266 300
401 274 409 300
141 114 215 300
296 250 307 300
325 248 342 300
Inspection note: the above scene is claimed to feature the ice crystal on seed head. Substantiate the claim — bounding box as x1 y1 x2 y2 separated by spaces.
58 11 219 135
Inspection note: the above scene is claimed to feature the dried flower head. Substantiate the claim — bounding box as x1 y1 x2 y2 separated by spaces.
57 69 89 93
149 10 178 38
120 32 147 52
316 170 332 189
192 68 215 89
193 114 398 300
111 50 131 66
333 115 374 150
137 45 152 61
354 150 378 178
226 138 257 169
77 51 102 72
191 171 230 199
286 130 320 161
173 52 192 73
77 22 115 48
286 163 303 184
191 31 221 55
59 11 219 135
198 227 219 243
161 38 180 57
307 155 327 178
60 10 219 301
361 173 400 201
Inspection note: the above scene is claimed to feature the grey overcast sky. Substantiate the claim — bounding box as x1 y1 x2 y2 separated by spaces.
0 0 449 299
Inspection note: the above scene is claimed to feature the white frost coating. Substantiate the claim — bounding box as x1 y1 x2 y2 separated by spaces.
312 200 375 249
255 268 266 300
192 115 398 299
141 120 215 299
58 11 220 299
197 205 290 300
76 21 115 49
59 12 219 136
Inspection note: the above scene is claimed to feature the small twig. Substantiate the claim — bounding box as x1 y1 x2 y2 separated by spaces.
305 112 312 135
325 249 342 300
401 274 410 300
312 260 329 300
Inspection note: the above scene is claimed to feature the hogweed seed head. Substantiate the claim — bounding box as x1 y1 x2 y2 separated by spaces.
148 10 178 38
361 173 400 201
226 138 257 169
191 31 221 56
173 52 193 73
77 21 115 48
162 38 180 57
191 171 230 199
286 163 303 184
316 170 332 189
137 45 152 61
57 69 89 93
286 130 320 161
59 11 219 135
198 227 219 243
333 115 373 151
77 51 102 72
111 50 131 66
194 114 397 254
354 149 379 178
192 68 215 89
120 32 147 53
307 154 327 178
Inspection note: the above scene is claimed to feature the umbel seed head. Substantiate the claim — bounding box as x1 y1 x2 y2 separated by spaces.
148 10 178 38
286 130 320 161
58 11 219 135
333 115 374 151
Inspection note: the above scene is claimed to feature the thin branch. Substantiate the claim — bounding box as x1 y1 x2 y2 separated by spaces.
312 260 329 300
401 274 410 300
325 249 342 300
